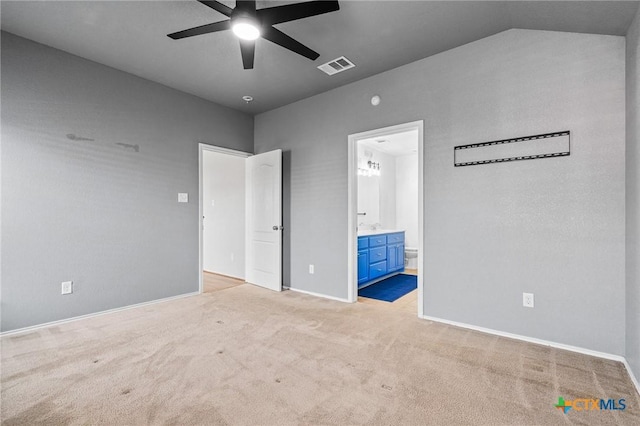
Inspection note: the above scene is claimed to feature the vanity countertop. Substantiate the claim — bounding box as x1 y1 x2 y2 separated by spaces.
357 229 404 237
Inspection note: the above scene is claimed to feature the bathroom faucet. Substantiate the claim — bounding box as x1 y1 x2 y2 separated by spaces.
372 223 382 230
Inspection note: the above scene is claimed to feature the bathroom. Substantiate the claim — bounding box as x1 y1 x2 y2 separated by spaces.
356 129 419 304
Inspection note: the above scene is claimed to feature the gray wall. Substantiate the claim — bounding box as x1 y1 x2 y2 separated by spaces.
1 32 253 331
626 7 640 381
255 29 626 355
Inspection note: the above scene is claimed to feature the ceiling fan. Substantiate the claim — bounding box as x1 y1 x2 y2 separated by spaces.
168 0 340 69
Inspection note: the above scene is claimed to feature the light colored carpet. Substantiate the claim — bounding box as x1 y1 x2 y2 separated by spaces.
2 284 639 425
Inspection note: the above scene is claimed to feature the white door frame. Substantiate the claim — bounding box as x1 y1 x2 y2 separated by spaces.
198 143 252 294
347 120 425 317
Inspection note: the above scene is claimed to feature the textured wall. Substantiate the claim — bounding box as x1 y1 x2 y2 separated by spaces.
1 32 253 331
626 6 640 383
255 29 626 355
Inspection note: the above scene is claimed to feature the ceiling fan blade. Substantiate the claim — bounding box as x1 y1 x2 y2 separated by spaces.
198 1 233 17
257 1 339 25
167 20 231 40
235 0 256 14
239 39 255 69
262 27 319 61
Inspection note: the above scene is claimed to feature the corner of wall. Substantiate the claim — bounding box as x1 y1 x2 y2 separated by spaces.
626 4 640 387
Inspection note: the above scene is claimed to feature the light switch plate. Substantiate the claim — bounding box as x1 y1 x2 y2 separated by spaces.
178 193 189 203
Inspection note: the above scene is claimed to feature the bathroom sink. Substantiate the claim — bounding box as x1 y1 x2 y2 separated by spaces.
357 229 404 236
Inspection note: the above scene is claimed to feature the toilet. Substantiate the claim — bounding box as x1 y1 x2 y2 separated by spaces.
404 247 418 269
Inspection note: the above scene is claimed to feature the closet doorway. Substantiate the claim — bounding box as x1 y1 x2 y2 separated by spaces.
199 145 250 293
198 144 284 294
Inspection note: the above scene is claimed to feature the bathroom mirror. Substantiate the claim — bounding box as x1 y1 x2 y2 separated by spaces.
357 173 380 228
356 144 397 230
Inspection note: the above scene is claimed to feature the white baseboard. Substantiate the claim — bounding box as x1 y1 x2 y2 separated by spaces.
420 314 640 398
1 292 200 337
622 358 640 398
420 314 624 361
287 287 351 303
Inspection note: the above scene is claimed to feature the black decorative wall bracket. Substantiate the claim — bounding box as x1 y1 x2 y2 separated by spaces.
454 131 570 167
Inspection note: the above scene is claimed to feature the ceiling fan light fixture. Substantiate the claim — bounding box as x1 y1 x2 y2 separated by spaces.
168 1 341 69
232 17 261 41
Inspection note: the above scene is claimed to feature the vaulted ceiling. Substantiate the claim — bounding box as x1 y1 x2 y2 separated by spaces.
1 1 638 114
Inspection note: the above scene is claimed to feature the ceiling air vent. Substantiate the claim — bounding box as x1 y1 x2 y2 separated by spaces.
318 56 355 76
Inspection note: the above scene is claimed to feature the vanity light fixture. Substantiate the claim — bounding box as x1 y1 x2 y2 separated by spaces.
358 160 381 177
369 160 381 175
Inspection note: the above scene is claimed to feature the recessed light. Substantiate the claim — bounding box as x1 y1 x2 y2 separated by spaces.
371 95 381 106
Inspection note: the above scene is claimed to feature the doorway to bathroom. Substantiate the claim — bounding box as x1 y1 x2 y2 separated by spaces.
347 121 424 316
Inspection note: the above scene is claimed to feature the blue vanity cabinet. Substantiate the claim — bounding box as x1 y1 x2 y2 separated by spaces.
369 245 387 265
396 244 405 270
387 244 399 271
357 237 369 285
387 243 405 272
358 231 405 288
368 235 387 248
386 232 405 272
369 258 388 280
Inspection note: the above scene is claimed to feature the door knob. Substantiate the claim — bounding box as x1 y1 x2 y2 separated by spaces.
273 226 279 230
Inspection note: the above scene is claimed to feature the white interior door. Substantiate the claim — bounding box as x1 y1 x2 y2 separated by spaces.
245 149 282 291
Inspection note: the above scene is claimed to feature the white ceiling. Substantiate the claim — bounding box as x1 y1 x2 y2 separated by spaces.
360 129 418 157
1 1 638 115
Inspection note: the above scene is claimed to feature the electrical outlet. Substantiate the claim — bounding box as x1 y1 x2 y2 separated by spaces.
61 281 73 295
309 264 314 274
523 293 534 308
